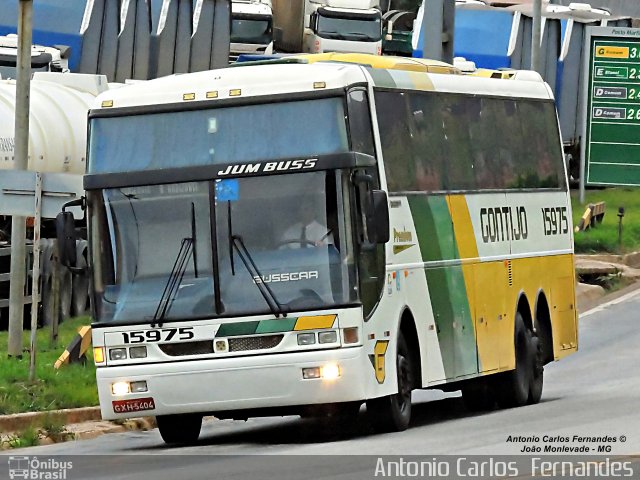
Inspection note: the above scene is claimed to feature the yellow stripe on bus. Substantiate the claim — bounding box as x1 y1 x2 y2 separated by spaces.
294 315 337 331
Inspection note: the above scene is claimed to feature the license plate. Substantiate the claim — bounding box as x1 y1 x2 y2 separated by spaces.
112 397 156 414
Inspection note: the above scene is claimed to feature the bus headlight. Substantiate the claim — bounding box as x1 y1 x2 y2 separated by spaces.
297 333 316 346
129 346 147 359
112 381 130 396
109 348 127 361
320 363 341 380
318 331 338 344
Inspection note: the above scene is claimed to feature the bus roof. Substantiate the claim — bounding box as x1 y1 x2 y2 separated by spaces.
94 55 554 111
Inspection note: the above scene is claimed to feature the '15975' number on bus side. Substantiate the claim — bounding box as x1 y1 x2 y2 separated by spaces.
542 207 568 236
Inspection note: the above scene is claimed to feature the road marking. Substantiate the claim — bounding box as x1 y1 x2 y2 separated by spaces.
580 287 640 318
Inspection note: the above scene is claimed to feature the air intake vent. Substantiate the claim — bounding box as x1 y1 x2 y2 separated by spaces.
229 334 283 352
507 261 513 287
159 341 214 356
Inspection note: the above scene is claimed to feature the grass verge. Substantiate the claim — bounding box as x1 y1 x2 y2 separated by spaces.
571 188 640 254
0 316 98 415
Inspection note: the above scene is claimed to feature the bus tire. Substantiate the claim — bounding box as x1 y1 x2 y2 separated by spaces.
156 414 202 445
495 312 535 408
528 332 544 404
366 333 412 432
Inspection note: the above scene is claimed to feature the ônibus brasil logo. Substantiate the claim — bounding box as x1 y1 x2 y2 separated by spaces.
8 456 72 480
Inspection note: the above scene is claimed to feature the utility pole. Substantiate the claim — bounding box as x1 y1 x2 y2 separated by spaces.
531 0 542 73
421 0 455 64
7 0 33 358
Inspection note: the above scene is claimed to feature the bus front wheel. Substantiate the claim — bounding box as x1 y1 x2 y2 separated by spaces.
366 332 413 432
157 413 202 445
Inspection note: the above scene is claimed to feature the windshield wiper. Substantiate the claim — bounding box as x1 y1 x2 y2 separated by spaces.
318 30 346 39
232 234 288 318
151 237 193 328
345 32 378 40
226 200 287 317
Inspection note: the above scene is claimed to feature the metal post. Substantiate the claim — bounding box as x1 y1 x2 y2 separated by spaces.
421 0 455 64
29 173 42 381
531 0 542 73
51 241 60 344
8 0 33 358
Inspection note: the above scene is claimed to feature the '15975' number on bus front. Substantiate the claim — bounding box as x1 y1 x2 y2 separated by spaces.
121 327 195 344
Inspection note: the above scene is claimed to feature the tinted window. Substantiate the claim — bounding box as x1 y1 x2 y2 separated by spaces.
374 90 565 192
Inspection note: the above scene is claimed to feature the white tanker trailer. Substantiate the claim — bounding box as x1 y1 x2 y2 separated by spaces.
0 72 110 328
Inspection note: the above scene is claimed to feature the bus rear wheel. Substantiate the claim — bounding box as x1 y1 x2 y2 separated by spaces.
156 413 202 445
495 312 541 408
366 333 413 432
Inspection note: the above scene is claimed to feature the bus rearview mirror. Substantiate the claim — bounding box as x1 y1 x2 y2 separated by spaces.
368 190 389 244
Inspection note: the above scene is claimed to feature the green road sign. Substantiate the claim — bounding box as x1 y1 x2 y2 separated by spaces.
582 26 640 187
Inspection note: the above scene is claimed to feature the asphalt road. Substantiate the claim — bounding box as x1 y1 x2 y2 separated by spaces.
3 289 640 479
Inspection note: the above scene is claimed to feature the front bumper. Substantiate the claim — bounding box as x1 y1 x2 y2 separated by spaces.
97 346 367 419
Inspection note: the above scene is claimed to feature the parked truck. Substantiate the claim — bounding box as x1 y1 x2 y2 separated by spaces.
230 0 274 62
0 34 70 79
0 72 109 329
273 0 383 54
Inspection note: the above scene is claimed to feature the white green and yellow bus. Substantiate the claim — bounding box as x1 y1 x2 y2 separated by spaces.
66 54 577 444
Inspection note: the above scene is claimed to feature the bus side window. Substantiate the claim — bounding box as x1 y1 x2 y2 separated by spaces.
347 88 376 157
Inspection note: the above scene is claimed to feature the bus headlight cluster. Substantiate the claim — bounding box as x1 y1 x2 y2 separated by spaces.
109 346 147 361
111 380 148 395
297 330 339 346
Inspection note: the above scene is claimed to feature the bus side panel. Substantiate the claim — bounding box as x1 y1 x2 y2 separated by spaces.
407 195 478 381
449 194 510 375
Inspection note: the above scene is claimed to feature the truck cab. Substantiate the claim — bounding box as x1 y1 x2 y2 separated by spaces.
0 34 69 79
230 0 274 62
306 5 383 55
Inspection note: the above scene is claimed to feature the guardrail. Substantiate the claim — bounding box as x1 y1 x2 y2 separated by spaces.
575 201 606 232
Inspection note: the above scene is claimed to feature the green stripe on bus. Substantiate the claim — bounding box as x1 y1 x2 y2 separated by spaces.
366 67 396 88
407 195 478 378
216 321 260 337
255 318 297 334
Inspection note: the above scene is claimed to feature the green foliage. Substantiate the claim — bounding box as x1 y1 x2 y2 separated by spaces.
4 426 40 448
572 188 640 254
0 317 98 415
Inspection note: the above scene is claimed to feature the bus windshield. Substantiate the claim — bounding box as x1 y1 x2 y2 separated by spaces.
88 96 349 174
90 172 358 324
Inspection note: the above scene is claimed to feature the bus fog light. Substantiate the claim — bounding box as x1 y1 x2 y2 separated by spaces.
318 331 338 344
297 333 316 345
129 346 147 359
302 367 321 379
130 381 148 393
320 363 340 380
109 348 127 361
112 381 130 396
343 327 359 344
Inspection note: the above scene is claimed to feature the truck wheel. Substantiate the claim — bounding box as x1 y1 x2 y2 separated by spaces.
59 266 72 321
366 333 413 432
71 251 89 316
156 414 202 445
495 312 536 408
